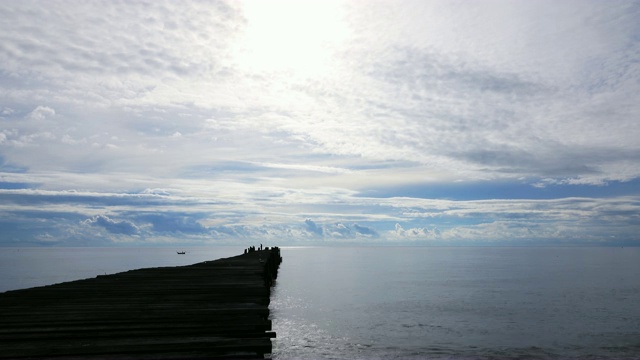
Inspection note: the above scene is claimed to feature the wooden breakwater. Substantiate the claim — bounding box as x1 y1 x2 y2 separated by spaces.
0 247 282 359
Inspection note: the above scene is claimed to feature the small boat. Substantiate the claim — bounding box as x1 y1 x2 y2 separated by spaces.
176 251 186 255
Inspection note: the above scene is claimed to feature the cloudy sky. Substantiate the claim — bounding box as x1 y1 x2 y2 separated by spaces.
1 0 639 246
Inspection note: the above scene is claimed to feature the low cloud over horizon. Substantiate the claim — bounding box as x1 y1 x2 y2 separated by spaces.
1 0 639 246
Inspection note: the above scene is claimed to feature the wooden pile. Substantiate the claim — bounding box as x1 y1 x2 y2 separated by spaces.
0 248 282 359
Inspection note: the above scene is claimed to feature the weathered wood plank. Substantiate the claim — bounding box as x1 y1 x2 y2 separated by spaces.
0 247 282 359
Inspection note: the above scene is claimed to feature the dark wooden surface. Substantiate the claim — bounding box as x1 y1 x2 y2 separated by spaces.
0 248 281 359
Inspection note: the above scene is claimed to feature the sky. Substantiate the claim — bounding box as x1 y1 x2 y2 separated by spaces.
1 0 639 247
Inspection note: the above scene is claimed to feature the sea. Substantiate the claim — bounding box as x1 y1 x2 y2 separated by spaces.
1 246 639 359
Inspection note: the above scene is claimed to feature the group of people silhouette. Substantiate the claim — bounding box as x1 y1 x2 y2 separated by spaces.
244 244 266 254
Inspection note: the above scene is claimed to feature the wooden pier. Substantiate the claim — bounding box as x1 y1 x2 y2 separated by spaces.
0 247 282 359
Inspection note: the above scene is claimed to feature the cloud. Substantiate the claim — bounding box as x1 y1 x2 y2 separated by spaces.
1 107 15 116
316 222 380 240
372 47 545 97
1 0 638 185
0 182 639 246
352 223 379 238
304 218 323 236
0 1 639 247
0 1 242 82
27 106 55 121
136 213 208 235
258 162 352 175
394 224 441 241
84 215 139 235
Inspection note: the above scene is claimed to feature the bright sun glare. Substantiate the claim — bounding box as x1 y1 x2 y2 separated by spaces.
235 0 350 78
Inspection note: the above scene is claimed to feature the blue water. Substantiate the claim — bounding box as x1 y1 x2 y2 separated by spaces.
270 247 640 359
1 246 639 359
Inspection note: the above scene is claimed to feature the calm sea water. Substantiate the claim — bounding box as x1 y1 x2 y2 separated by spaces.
1 246 639 359
270 247 640 360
